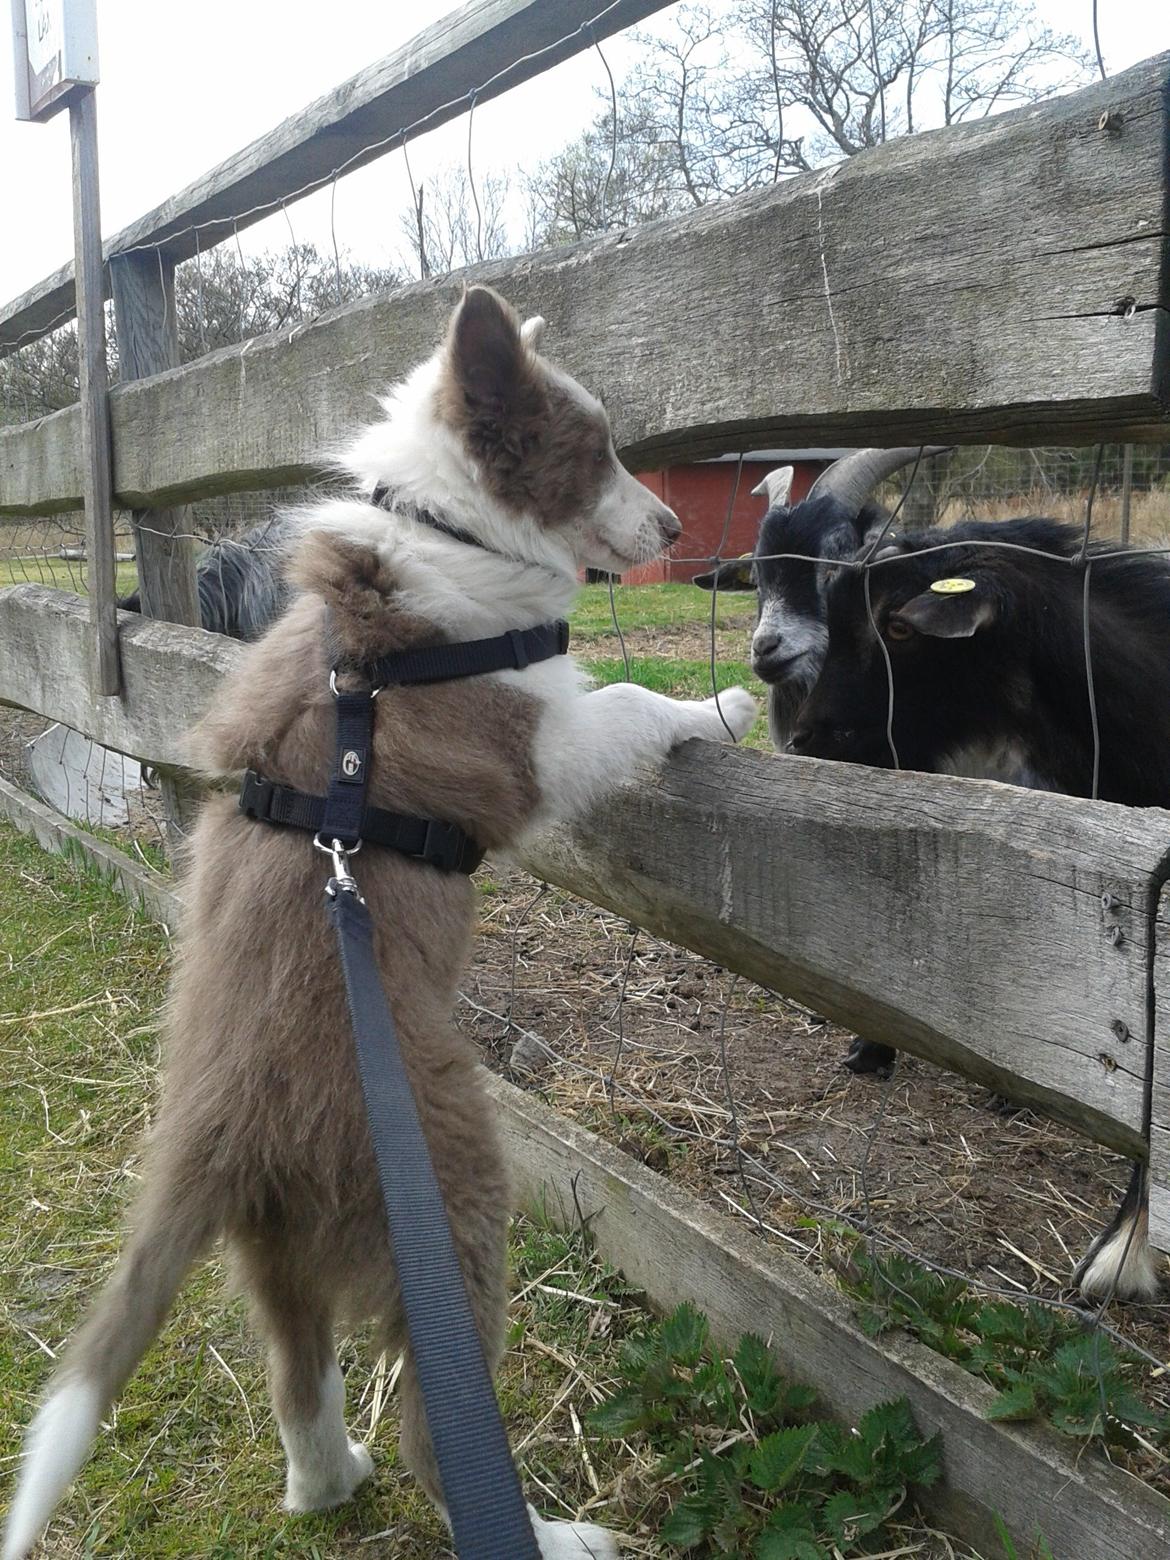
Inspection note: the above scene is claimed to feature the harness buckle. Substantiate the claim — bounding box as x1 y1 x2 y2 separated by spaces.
239 770 274 821
315 834 364 900
421 819 466 873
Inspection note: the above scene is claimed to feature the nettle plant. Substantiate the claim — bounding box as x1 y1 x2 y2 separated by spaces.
589 1303 942 1558
841 1248 1166 1452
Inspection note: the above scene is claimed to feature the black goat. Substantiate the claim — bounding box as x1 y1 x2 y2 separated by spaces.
695 450 947 751
790 514 1170 1301
697 449 947 1076
120 517 294 640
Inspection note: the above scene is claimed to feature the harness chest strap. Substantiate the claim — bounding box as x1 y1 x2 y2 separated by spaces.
239 615 570 859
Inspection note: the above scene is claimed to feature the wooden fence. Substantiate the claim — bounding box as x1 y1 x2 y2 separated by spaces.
2 5 1170 1554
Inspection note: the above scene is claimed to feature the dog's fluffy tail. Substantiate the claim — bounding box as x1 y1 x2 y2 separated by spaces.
3 1186 214 1560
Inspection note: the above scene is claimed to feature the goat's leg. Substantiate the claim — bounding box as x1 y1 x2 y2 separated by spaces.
1073 1162 1161 1302
842 1037 897 1076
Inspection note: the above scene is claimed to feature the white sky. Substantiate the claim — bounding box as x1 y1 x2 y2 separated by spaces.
0 0 1167 310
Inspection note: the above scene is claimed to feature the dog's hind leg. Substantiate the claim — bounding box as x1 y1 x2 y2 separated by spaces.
2 1167 217 1560
242 1251 373 1513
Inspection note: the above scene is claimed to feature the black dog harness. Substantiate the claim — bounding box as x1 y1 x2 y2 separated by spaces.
238 613 569 1560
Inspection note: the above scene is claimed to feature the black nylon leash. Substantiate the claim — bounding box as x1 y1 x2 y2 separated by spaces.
326 883 540 1559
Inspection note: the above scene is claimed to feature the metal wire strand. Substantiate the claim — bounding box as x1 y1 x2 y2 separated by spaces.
709 451 746 740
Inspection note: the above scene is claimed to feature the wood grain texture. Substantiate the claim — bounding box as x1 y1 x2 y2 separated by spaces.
0 585 241 767
2 51 1167 516
109 252 200 627
109 251 204 849
69 92 120 696
2 800 1161 1560
518 741 1170 1157
487 1073 1170 1560
1147 881 1170 1253
0 0 675 354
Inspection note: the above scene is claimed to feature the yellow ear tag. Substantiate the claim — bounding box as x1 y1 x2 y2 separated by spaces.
930 577 976 595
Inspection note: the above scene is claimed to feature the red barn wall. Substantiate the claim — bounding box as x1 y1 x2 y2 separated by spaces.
624 460 825 584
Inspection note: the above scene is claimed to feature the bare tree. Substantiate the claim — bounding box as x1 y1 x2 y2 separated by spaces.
524 0 1095 243
398 166 512 280
525 99 687 244
0 243 402 423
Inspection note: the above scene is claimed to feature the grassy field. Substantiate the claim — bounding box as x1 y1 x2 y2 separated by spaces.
0 826 663 1558
0 556 139 595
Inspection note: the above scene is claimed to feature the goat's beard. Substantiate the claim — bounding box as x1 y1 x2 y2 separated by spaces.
766 678 816 752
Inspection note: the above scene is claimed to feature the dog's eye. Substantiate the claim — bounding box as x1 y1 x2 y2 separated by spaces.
595 446 608 465
886 618 915 642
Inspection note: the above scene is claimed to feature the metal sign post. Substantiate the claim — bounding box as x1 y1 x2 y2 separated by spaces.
11 0 120 695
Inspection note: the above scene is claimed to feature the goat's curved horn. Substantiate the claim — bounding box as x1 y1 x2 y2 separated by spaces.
807 446 951 513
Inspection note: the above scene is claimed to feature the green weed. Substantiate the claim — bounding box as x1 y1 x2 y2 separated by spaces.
591 1302 942 1556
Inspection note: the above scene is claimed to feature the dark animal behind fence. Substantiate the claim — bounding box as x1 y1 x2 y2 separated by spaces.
120 517 295 640
790 515 1170 1301
695 450 948 750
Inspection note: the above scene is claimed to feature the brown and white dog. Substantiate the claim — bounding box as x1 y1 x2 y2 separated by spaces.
2 286 757 1560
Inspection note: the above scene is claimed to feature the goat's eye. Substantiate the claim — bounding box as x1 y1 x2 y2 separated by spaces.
595 446 609 465
886 618 915 642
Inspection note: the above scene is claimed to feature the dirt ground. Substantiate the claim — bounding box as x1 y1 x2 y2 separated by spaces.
461 865 1170 1479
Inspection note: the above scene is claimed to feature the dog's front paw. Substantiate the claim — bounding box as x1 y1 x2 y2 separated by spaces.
701 687 759 743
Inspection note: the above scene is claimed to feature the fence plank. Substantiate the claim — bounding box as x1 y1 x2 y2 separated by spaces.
0 584 241 768
3 50 1167 516
109 253 199 627
69 92 120 696
488 1075 1170 1560
109 251 203 850
1 581 1165 1158
4 801 1162 1560
1146 883 1170 1253
0 0 675 355
518 742 1170 1159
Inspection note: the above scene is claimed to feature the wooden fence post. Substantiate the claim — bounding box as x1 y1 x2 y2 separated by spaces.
69 88 119 696
109 249 202 849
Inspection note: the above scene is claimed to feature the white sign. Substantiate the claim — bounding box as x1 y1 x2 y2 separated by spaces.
11 0 98 122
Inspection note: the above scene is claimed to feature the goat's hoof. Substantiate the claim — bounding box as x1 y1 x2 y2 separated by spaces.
843 1038 897 1076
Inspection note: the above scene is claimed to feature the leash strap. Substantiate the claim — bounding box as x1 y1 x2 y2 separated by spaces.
327 886 540 1560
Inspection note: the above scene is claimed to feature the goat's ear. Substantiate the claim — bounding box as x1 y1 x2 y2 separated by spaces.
693 555 756 592
446 286 529 413
751 465 794 507
520 314 546 350
893 583 996 639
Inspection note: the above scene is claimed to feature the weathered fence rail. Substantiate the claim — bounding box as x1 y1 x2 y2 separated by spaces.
0 0 674 354
1 581 1165 1170
2 51 1169 515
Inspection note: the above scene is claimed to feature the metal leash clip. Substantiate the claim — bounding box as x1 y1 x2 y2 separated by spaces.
314 835 364 901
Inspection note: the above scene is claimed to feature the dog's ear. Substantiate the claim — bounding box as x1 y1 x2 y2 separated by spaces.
520 314 546 351
447 286 529 414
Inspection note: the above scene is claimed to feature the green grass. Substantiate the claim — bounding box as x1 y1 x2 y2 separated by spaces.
570 581 756 639
0 557 139 595
0 824 655 1557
